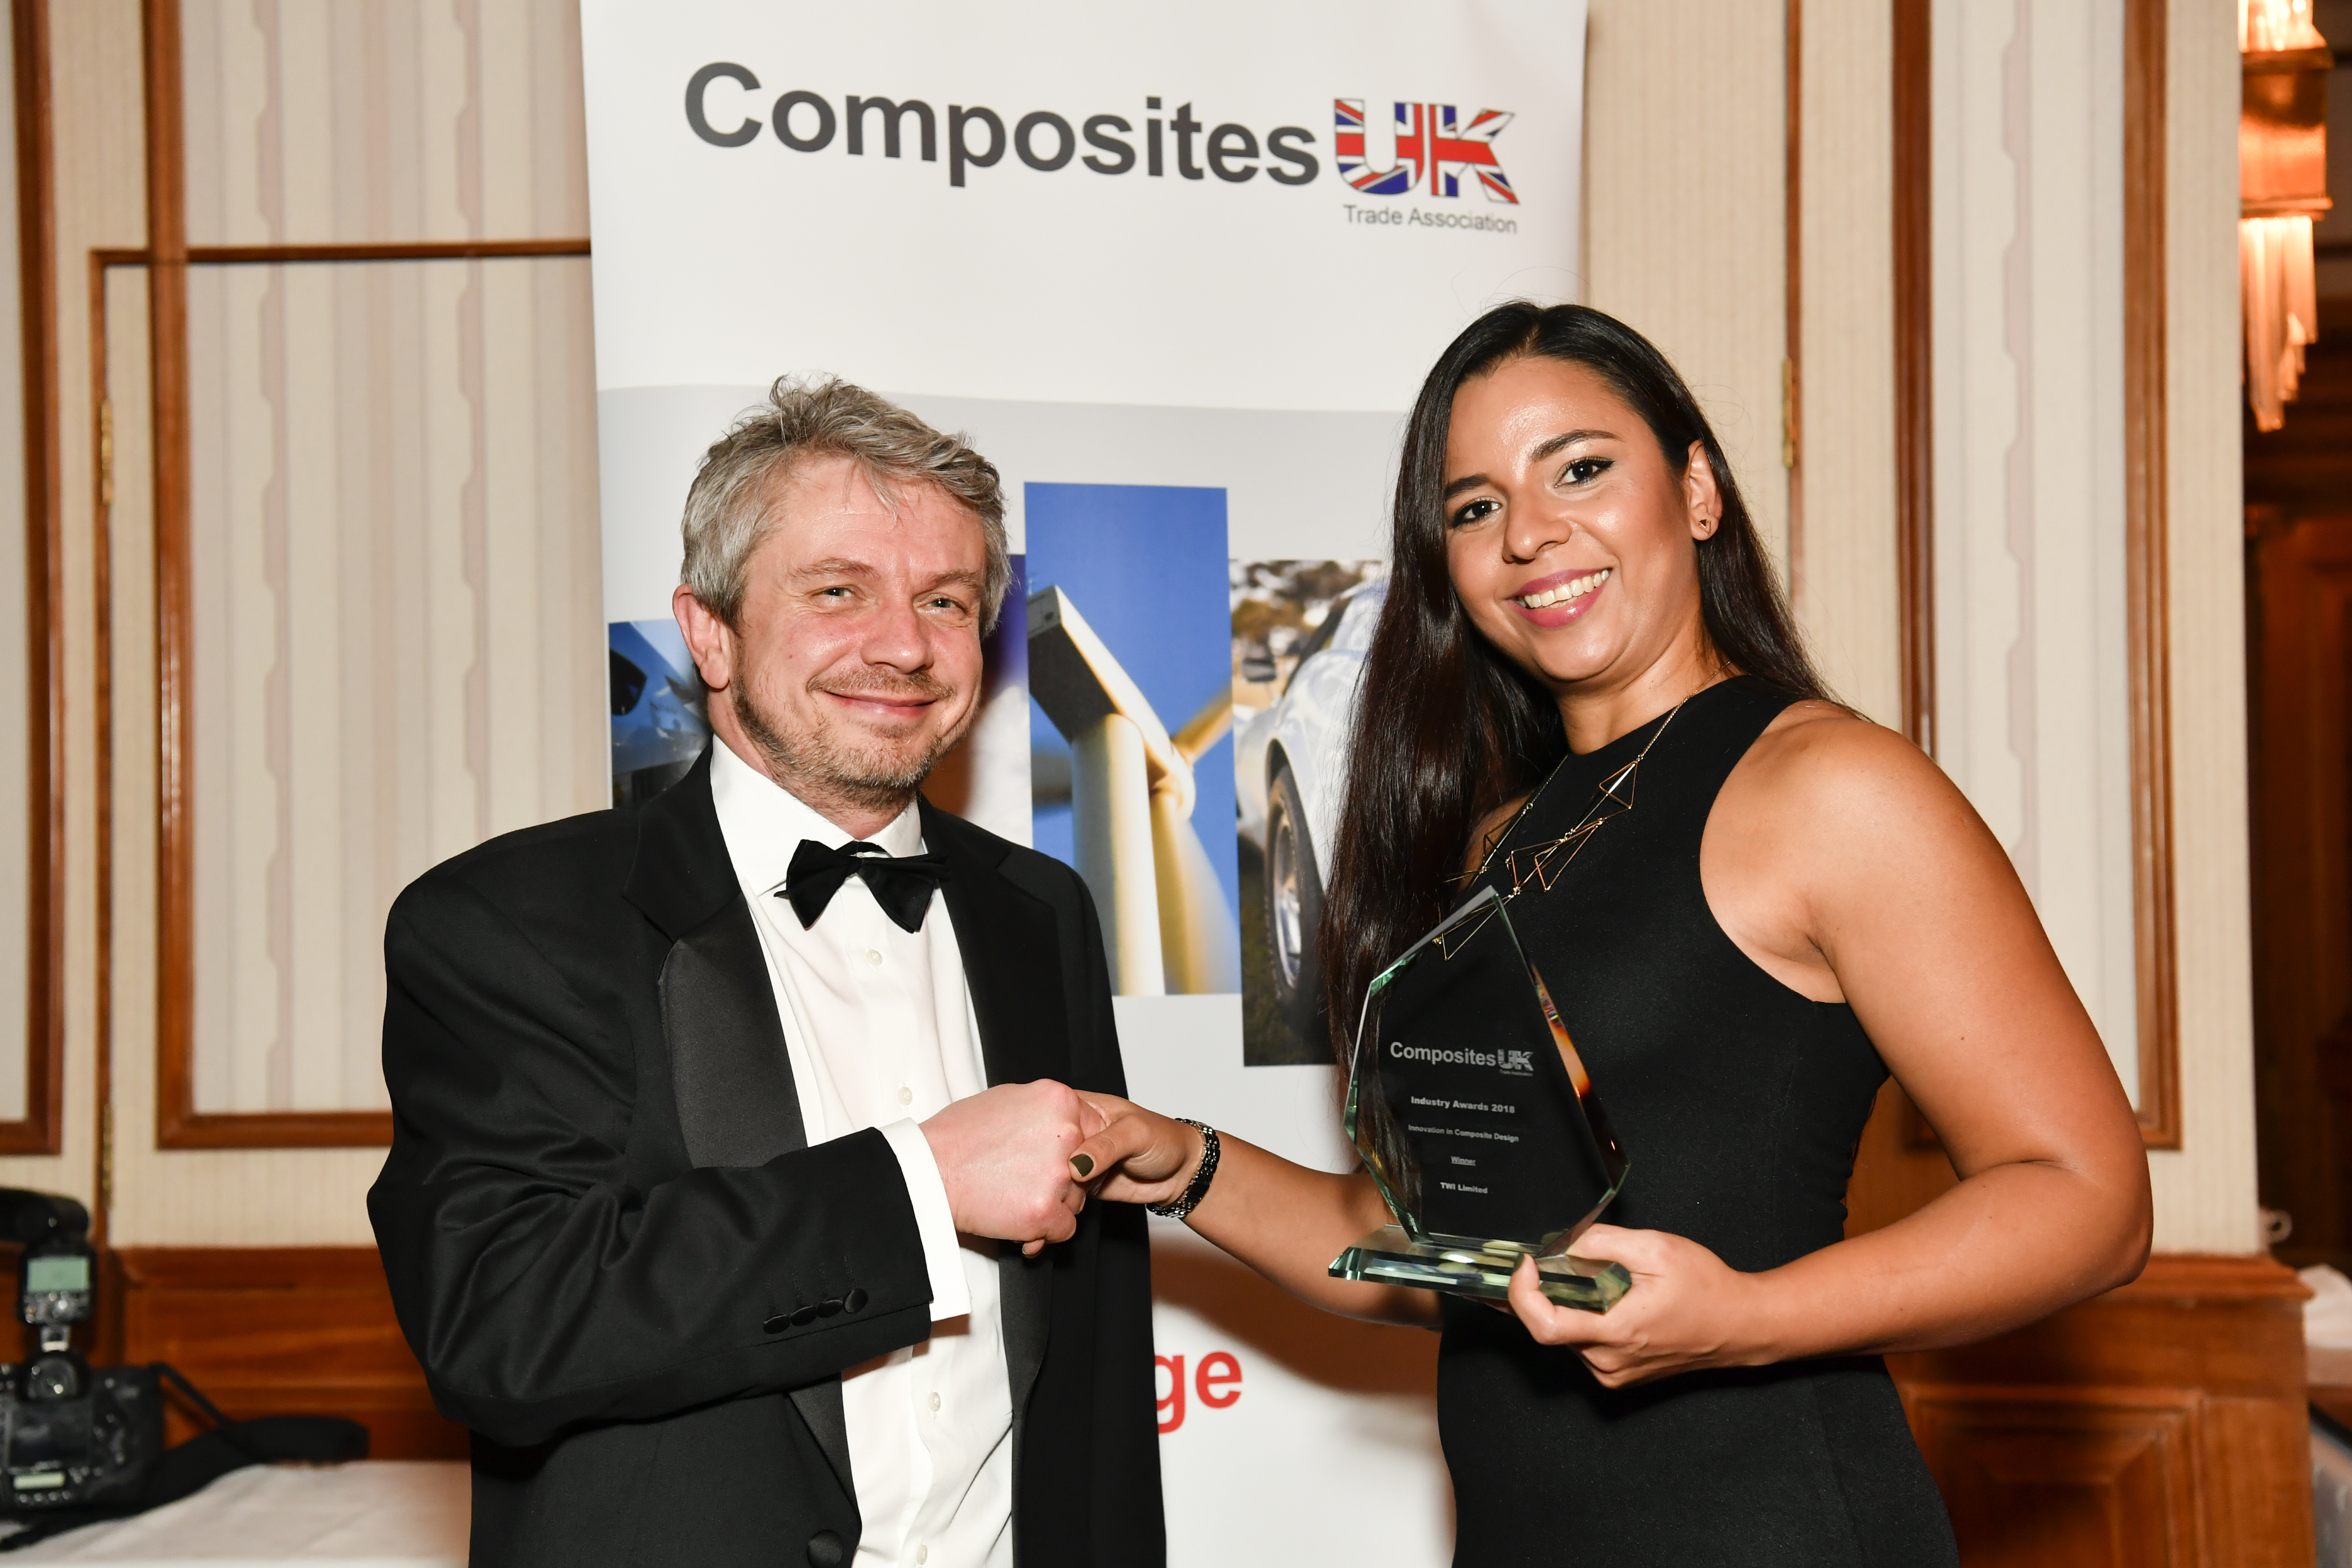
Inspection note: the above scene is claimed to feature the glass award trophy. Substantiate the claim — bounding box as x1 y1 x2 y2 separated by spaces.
1328 885 1633 1311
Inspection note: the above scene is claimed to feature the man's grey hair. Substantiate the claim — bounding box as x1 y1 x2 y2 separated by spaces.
680 375 1010 630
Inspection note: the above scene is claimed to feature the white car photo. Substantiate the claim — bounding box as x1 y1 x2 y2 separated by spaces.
1235 577 1386 1039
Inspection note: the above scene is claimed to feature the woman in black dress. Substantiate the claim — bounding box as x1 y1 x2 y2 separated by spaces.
1073 302 2150 1565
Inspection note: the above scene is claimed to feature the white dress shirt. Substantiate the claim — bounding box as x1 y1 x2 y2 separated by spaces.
709 738 1015 1568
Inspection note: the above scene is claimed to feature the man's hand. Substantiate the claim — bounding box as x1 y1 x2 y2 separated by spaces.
921 1080 1091 1257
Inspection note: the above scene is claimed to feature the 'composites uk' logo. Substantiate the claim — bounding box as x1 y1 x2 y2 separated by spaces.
1388 1041 1538 1076
1334 100 1518 204
682 63 1526 224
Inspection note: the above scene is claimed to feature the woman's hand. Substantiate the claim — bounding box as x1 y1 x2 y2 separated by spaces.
1502 1224 1771 1387
1064 1097 1438 1326
1066 1092 1205 1209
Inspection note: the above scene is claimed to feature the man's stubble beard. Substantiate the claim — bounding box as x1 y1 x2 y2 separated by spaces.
732 663 972 821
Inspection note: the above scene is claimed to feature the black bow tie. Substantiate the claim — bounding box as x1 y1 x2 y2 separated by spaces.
783 839 952 934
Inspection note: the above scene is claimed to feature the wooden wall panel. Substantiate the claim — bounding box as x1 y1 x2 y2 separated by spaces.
1909 1387 2203 1566
1892 0 1932 747
1891 1254 2314 1568
15 1242 2321 1563
109 1244 462 1459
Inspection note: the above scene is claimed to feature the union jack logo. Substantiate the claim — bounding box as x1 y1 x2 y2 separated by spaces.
1334 98 1519 204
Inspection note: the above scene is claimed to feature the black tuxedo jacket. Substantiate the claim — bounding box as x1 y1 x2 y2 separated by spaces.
368 752 1164 1567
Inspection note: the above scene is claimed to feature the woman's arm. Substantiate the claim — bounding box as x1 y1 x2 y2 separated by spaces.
1073 1101 1439 1328
1064 794 1529 1326
1502 710 2152 1383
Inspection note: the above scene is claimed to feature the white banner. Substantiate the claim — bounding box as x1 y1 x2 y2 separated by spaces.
581 5 1587 1560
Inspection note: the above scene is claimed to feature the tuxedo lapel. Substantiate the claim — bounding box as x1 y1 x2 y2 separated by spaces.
635 751 855 1502
660 897 805 1167
640 750 808 1170
923 803 1069 1420
622 749 737 943
927 809 1070 1093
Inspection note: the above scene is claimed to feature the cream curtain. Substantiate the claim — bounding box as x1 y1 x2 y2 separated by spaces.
180 0 600 1116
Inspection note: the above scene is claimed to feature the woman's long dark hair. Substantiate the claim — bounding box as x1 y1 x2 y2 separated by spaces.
1319 302 1832 1062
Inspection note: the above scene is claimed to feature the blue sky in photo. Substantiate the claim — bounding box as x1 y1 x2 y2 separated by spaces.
609 617 709 779
1025 482 1240 922
612 617 695 687
988 554 1028 693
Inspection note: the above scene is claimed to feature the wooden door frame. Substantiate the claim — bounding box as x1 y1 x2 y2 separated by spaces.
136 0 587 1148
1 0 64 1157
1888 0 2178 1147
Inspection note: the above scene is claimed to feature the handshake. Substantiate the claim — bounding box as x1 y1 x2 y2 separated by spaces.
918 1080 1197 1254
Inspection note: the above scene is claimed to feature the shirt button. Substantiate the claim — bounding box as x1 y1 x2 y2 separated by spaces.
915 1549 928 1566
928 1391 941 1411
897 1086 914 1106
863 948 884 968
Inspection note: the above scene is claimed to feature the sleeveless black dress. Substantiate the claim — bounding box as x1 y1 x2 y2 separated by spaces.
1439 678 1958 1567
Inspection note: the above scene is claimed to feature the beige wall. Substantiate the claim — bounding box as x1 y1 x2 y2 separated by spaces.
1796 0 1901 728
1584 2 1792 571
2149 0 2261 1254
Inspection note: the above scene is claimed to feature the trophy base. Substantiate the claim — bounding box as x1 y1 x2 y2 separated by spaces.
1328 1224 1631 1312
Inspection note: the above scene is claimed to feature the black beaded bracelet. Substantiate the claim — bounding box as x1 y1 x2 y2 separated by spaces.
1145 1119 1220 1221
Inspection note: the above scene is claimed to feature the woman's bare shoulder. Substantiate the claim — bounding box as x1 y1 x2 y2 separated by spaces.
1730 698 1984 848
1709 698 2027 984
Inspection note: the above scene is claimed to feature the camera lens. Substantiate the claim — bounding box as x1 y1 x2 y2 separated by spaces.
24 1355 79 1401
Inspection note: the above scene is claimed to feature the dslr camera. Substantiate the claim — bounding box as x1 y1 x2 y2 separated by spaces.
0 1191 161 1511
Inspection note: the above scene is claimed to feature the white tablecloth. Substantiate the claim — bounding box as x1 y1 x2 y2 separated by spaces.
0 1463 467 1566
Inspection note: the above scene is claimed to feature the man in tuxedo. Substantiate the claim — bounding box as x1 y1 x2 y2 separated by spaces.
370 377 1164 1567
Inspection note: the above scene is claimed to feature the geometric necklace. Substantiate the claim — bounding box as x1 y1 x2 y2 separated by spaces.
1433 696 1689 958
